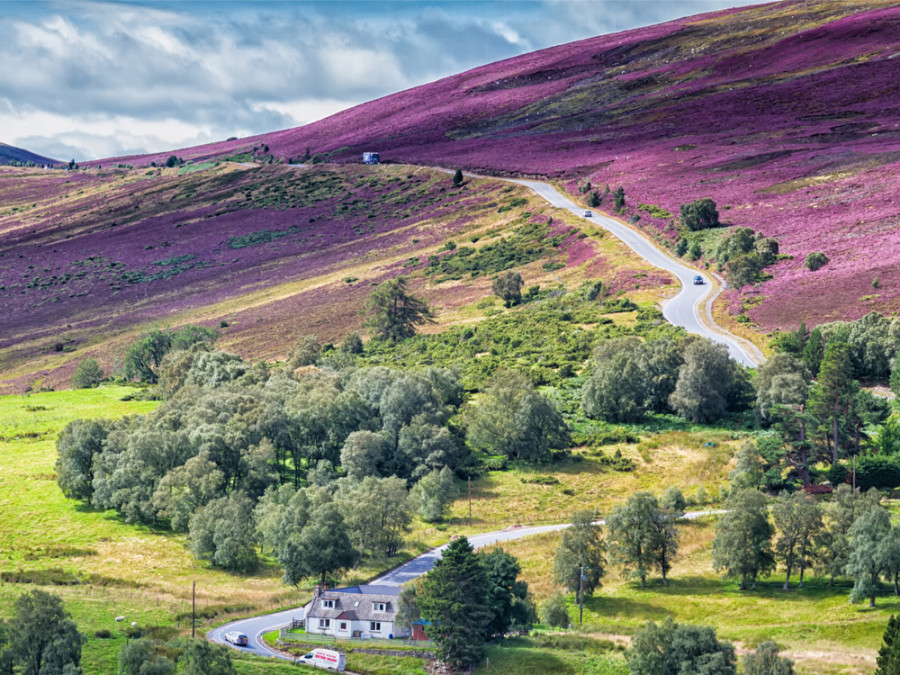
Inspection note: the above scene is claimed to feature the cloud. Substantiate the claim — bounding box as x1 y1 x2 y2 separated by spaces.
1 0 741 160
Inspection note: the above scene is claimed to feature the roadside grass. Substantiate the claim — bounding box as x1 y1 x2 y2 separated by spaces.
263 631 428 675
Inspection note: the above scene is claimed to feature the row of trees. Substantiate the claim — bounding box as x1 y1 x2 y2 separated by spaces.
712 483 900 605
549 487 687 613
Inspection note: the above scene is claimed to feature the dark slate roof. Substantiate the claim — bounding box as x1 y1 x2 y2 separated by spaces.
329 585 400 596
307 585 399 622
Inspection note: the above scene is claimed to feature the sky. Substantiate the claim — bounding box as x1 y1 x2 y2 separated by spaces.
2 0 747 161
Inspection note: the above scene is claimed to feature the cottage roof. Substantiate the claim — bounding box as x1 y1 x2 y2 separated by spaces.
306 584 399 622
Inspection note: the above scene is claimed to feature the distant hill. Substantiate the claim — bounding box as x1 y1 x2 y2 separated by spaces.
0 142 57 166
101 0 900 330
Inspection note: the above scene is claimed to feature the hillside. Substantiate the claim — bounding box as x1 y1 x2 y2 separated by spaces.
0 142 57 166
0 162 669 393
101 0 900 331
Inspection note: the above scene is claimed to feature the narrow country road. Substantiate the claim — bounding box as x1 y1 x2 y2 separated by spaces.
210 511 722 660
510 178 764 367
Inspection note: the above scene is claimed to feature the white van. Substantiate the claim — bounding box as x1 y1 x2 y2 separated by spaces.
298 648 346 671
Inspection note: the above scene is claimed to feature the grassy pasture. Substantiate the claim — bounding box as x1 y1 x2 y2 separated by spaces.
497 517 889 674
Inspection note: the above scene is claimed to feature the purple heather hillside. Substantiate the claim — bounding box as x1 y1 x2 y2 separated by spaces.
100 0 900 330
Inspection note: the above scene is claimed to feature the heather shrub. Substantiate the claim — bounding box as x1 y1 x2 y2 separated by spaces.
804 251 829 271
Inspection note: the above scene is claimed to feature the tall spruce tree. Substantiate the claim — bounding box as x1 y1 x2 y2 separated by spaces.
419 537 491 669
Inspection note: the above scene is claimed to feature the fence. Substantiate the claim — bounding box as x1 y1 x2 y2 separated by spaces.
279 627 433 650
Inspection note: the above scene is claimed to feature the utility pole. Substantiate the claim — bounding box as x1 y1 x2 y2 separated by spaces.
852 454 857 492
192 581 196 639
578 566 589 625
468 477 472 527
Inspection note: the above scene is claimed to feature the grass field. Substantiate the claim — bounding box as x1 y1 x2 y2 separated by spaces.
0 386 310 673
496 517 890 674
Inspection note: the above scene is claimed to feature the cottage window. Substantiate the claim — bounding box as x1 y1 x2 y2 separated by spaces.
372 602 386 612
340 622 347 631
370 621 381 632
319 619 330 628
322 599 335 609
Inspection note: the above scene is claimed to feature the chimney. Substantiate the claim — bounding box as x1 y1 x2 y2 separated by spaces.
313 585 322 600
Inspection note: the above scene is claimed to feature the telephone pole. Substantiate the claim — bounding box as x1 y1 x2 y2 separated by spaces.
468 477 472 527
579 566 589 625
192 581 196 639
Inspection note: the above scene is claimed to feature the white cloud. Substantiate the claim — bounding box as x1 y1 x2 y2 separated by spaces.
1 0 742 160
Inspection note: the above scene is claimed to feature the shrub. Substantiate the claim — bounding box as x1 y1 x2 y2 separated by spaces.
72 357 103 388
680 198 720 231
854 455 900 491
804 251 829 271
540 592 570 629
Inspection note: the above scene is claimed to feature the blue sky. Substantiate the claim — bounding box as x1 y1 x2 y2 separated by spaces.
2 0 746 160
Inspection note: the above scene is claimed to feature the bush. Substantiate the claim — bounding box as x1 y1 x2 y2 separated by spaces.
854 455 900 491
804 251 829 271
540 592 570 629
72 357 103 388
680 198 720 231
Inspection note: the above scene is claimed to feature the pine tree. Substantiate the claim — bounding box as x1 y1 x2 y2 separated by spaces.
365 277 435 342
876 615 900 675
419 537 491 669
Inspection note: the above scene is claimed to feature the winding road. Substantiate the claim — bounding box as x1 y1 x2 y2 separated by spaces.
210 165 762 661
511 178 764 367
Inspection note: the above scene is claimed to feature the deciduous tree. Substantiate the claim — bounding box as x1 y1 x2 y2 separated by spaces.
773 491 823 590
552 511 606 596
626 618 736 675
712 489 775 590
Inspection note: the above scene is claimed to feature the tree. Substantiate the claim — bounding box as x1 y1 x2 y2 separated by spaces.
56 418 108 501
394 582 421 638
660 486 686 518
491 271 524 307
626 618 736 675
552 511 606 597
743 641 795 675
729 442 765 492
712 489 775 590
179 640 235 675
365 277 435 342
340 430 392 479
670 338 739 423
582 338 650 423
72 358 103 389
419 537 491 669
876 615 900 675
336 476 411 558
807 342 858 464
286 334 321 369
118 639 175 675
753 353 809 425
480 547 535 638
188 492 258 572
467 370 569 461
279 501 355 586
452 169 463 187
817 484 881 586
410 467 458 523
540 592 570 629
680 198 720 231
6 590 84 675
772 491 823 590
124 325 218 384
847 505 891 607
607 492 678 587
613 186 625 212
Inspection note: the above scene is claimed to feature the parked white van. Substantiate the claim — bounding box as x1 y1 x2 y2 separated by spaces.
298 648 346 671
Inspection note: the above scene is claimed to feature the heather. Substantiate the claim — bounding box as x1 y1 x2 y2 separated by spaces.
94 0 900 329
2 163 589 391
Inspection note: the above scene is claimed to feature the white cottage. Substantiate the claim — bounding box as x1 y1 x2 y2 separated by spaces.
304 584 401 639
